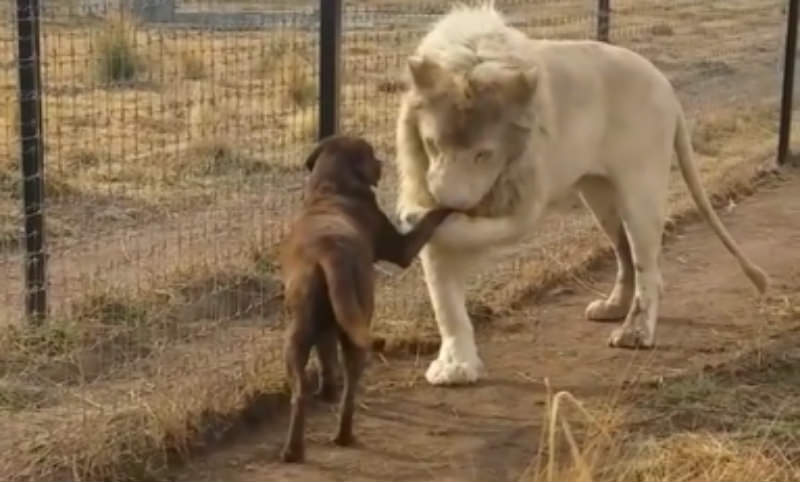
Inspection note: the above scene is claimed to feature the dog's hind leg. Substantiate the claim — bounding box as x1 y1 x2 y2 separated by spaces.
281 321 314 463
319 255 373 350
314 331 339 402
333 334 367 447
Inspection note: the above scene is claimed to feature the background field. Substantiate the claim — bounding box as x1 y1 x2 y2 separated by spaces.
0 0 798 480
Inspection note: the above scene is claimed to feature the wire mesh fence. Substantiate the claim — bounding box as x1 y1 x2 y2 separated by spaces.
1 2 22 315
3 0 322 324
0 0 792 479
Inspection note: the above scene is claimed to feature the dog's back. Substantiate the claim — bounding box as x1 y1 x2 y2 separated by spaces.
281 198 375 348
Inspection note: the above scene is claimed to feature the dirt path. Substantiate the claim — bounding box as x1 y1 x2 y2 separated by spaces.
171 170 800 482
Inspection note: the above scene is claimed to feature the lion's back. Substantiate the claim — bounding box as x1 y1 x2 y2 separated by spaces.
529 40 679 159
536 40 674 101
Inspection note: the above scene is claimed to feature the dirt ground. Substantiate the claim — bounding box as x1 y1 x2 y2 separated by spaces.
167 169 800 481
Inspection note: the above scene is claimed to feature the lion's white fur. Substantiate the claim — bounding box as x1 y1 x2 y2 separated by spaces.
396 3 769 386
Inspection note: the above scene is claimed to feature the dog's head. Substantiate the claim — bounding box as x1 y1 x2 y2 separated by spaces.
304 135 383 192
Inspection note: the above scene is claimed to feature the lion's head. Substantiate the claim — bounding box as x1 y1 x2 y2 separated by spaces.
406 55 539 211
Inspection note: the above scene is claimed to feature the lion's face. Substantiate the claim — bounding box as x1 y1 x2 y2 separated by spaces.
407 56 538 211
416 96 530 210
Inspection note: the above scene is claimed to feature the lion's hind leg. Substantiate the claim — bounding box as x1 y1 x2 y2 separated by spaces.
607 172 669 349
578 177 635 321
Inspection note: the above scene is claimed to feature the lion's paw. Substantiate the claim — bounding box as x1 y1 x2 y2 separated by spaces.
608 325 654 350
585 298 629 321
425 356 485 386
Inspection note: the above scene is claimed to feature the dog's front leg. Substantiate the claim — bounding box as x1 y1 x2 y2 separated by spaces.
419 245 485 385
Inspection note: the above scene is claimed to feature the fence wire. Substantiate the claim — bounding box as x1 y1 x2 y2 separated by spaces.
0 0 790 480
1 6 20 252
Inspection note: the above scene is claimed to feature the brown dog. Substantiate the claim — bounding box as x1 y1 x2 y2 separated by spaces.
278 135 453 463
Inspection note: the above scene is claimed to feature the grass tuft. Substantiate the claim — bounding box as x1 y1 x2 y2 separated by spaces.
180 51 206 80
95 17 143 85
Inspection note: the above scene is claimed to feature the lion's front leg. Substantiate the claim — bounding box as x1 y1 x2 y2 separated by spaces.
430 212 537 251
419 245 485 385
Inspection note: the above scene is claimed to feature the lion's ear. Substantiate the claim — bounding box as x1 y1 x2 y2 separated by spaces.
468 62 538 104
408 55 447 93
506 66 539 104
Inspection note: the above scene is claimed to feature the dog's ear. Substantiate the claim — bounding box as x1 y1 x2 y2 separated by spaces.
304 141 326 172
304 135 344 171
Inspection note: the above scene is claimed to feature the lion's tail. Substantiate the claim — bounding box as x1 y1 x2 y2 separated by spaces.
673 109 768 294
318 254 372 349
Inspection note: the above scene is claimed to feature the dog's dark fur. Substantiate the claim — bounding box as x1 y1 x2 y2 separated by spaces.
278 135 453 463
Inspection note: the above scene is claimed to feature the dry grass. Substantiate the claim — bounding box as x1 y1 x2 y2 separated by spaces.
0 240 285 481
179 51 207 81
95 17 146 85
692 104 778 157
535 418 800 482
524 295 800 482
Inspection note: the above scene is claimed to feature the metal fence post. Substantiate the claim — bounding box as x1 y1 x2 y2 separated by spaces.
778 0 799 166
16 0 47 323
597 0 610 42
319 0 342 139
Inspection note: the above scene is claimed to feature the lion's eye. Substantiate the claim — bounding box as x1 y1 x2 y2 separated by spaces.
424 137 439 156
474 150 492 164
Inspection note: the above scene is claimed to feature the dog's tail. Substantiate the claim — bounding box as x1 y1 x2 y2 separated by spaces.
318 254 372 349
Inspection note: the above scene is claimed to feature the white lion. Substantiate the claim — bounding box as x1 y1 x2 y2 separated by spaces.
395 3 769 386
